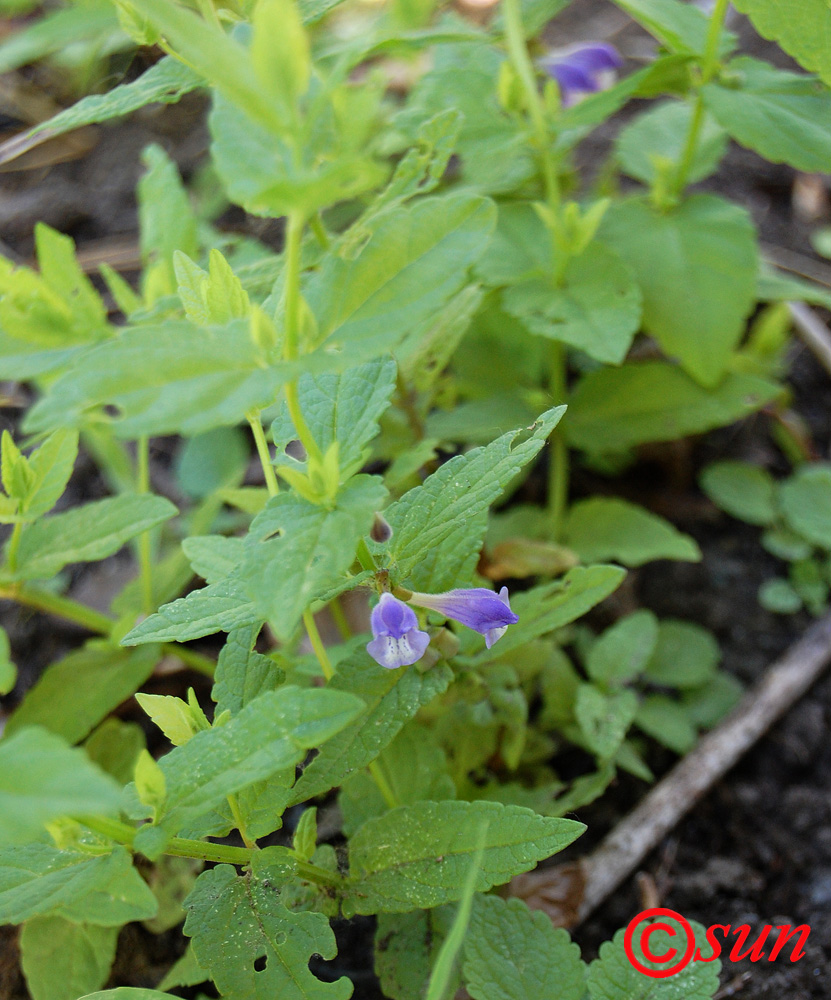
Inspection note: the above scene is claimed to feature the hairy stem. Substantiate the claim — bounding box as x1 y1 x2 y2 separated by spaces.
547 345 569 539
303 608 333 681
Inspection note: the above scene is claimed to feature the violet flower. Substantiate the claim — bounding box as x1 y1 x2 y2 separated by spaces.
539 43 622 106
407 587 519 649
366 593 431 669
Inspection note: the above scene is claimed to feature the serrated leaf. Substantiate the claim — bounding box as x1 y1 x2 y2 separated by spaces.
703 58 831 173
271 359 396 476
600 195 757 386
587 918 720 998
474 566 625 662
12 494 177 582
0 728 122 846
731 0 831 86
5 642 158 745
122 577 259 645
212 625 283 717
19 429 78 520
564 498 701 566
305 195 496 360
21 917 118 1000
616 100 727 185
343 800 584 916
25 320 290 439
240 475 387 640
779 464 831 547
184 862 352 1000
0 845 157 925
566 363 779 453
385 406 564 592
290 651 452 804
155 687 363 835
700 460 776 526
587 610 659 685
463 895 585 1000
182 535 244 584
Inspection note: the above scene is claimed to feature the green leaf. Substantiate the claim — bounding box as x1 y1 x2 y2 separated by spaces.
566 363 779 453
463 895 586 1000
5 642 158 745
212 625 283 717
759 576 802 613
339 723 455 835
121 577 259 645
616 100 727 185
564 498 701 566
184 860 352 1000
586 919 720 998
703 57 831 173
175 426 248 499
601 195 758 386
343 800 584 916
26 320 289 439
731 0 831 86
240 475 387 640
0 626 16 695
290 652 452 804
182 535 244 584
0 3 121 75
155 687 362 835
0 728 122 845
375 909 454 1000
271 359 396 476
252 0 310 113
587 610 659 685
779 464 831 547
683 672 743 728
21 917 118 1000
0 844 157 925
85 719 145 787
645 619 720 688
12 494 177 581
501 244 642 365
158 944 208 990
306 195 496 360
138 145 198 298
575 685 638 759
474 566 626 662
17 429 79 520
611 0 736 55
79 992 175 1000
635 695 697 754
385 406 565 592
757 263 831 312
700 460 777 526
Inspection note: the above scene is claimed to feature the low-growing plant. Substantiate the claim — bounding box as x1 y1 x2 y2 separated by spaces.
1 0 829 994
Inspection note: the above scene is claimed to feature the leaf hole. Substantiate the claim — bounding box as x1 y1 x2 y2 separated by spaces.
254 955 267 972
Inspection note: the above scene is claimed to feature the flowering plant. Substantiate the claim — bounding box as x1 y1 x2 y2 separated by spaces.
0 0 827 994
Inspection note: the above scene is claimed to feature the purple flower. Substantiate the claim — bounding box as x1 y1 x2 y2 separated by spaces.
407 587 519 649
366 593 431 669
539 43 622 106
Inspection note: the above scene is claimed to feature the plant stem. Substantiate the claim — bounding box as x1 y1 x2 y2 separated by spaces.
247 412 279 497
671 0 730 197
356 538 378 574
547 342 569 539
330 596 351 641
227 794 256 849
0 584 215 675
368 760 399 810
77 815 342 886
5 522 22 574
136 436 154 615
303 609 333 681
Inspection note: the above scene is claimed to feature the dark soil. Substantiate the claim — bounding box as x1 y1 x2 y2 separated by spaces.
2 2 831 997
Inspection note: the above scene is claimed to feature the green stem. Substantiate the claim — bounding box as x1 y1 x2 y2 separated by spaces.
76 815 341 886
0 584 215 675
547 342 568 539
136 436 154 615
356 538 378 574
5 522 22 574
227 794 256 849
310 213 330 250
303 609 333 681
330 596 351 641
367 760 398 809
671 0 730 197
247 412 279 498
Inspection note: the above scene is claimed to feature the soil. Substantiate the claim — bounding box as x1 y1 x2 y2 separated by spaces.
1 1 831 996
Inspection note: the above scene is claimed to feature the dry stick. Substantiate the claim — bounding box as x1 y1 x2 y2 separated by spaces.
514 612 831 928
788 300 831 380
